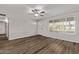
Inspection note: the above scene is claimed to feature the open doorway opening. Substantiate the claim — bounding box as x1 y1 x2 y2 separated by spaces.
0 14 9 40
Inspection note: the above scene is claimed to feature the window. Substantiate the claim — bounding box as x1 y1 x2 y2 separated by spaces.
49 17 75 33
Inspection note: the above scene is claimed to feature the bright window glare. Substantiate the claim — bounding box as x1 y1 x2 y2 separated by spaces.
49 17 75 33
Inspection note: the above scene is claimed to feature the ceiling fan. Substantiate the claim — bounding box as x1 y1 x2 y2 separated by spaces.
28 6 46 17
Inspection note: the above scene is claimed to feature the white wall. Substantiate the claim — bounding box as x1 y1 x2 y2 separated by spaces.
7 6 37 40
0 5 37 40
38 11 79 43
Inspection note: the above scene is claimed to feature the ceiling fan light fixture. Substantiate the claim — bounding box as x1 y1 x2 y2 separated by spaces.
34 14 39 17
28 6 46 17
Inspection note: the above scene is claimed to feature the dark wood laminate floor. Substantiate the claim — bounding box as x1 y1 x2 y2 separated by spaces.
0 35 79 54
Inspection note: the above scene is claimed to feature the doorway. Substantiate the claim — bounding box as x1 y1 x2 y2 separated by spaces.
0 17 9 40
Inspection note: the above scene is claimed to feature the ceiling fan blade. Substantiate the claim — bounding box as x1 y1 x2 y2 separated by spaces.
40 11 45 13
0 14 6 16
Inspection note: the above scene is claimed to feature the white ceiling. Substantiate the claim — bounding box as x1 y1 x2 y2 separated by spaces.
25 4 79 19
0 4 79 18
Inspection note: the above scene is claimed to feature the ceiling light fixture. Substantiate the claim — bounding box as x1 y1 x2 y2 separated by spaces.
28 6 46 17
35 14 39 17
